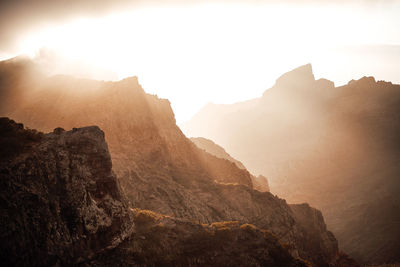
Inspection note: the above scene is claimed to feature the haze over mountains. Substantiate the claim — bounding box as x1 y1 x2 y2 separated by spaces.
183 64 400 264
191 137 270 192
0 56 359 266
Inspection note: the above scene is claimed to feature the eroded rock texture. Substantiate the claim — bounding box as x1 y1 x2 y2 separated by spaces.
0 118 133 266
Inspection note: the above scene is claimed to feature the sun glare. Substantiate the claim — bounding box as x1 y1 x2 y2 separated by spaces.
15 3 400 122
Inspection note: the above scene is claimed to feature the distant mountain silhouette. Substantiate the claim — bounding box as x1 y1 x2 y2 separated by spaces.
0 57 355 266
183 64 400 265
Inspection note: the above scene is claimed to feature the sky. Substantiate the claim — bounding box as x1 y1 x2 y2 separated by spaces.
1 0 400 123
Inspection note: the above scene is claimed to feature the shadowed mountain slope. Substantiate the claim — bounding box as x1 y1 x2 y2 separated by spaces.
183 64 400 265
0 117 311 267
0 118 133 266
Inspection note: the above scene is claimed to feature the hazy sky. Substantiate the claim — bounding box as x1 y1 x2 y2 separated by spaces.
1 0 400 122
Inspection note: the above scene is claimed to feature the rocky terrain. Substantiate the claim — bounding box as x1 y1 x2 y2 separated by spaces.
0 118 133 266
0 57 356 266
183 64 400 265
0 118 311 266
90 210 311 267
191 137 269 192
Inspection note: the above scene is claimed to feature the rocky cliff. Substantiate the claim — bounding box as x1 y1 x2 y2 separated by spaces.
0 118 134 266
0 117 312 266
183 64 400 265
0 57 351 266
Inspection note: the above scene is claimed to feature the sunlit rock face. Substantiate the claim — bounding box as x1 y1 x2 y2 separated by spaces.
0 58 355 266
0 118 133 266
183 64 400 265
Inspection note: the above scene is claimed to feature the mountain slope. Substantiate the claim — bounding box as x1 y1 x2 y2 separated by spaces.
191 137 247 169
0 117 311 267
0 57 353 266
191 137 270 192
183 64 400 264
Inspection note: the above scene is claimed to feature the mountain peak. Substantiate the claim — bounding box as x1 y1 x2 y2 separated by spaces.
274 63 315 89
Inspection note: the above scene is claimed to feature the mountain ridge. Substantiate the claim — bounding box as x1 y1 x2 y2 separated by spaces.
183 64 400 264
0 57 355 266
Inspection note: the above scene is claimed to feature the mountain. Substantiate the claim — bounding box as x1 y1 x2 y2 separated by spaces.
191 137 269 192
0 118 133 266
0 117 310 266
183 64 400 265
191 137 247 170
0 57 354 266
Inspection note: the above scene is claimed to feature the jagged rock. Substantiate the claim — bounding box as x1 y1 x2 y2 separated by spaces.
0 118 133 266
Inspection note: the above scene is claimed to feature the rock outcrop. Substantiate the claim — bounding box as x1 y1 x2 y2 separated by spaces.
0 58 351 266
183 64 400 265
0 118 133 266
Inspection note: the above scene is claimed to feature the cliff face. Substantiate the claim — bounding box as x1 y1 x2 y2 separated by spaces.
0 118 133 266
0 58 348 266
290 204 338 266
183 64 400 264
0 118 309 267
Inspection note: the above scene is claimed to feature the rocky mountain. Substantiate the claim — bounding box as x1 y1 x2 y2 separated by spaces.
0 118 133 266
191 137 269 192
0 117 310 266
183 64 400 265
0 57 355 266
